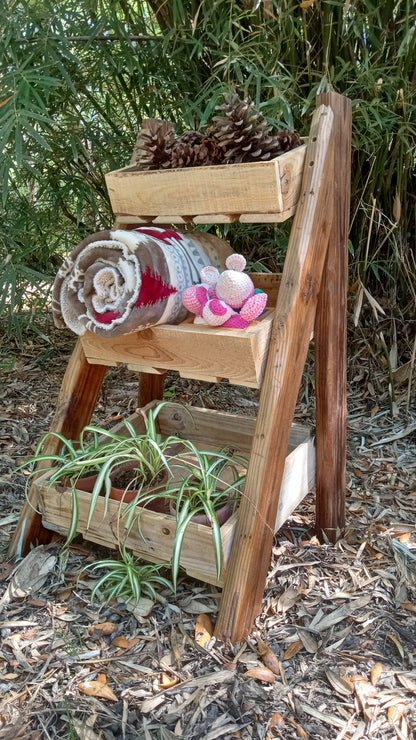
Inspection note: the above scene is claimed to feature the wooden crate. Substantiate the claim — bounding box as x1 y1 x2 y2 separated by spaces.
105 144 306 223
34 403 315 586
80 274 280 388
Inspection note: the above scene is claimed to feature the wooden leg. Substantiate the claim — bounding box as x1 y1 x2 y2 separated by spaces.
9 340 107 558
215 104 335 642
138 372 166 407
315 92 351 543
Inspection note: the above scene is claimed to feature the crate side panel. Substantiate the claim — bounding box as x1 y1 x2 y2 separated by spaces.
36 484 234 585
275 439 316 530
123 404 310 456
280 145 308 211
80 311 274 388
105 160 285 217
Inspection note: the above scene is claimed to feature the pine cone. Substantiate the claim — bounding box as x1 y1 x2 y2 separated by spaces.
170 131 225 169
275 130 303 153
210 94 270 164
211 94 302 164
130 118 176 170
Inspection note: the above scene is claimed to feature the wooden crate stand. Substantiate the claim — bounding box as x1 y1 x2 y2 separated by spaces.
10 92 351 643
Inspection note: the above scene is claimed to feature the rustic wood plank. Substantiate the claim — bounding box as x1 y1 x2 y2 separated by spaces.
9 340 107 557
279 143 308 211
80 310 275 388
108 403 311 461
215 103 335 642
251 273 280 305
35 481 234 586
152 215 191 224
105 145 306 217
138 371 166 407
275 439 315 531
239 206 297 223
192 214 238 224
113 215 154 227
314 92 351 542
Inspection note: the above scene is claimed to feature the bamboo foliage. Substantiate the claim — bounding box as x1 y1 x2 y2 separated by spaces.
0 0 415 339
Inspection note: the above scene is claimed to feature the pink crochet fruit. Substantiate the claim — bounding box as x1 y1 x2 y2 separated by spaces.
182 253 268 329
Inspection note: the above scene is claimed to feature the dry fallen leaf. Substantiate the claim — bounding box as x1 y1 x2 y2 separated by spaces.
387 634 405 659
283 640 303 660
325 668 354 696
397 673 416 694
297 628 319 654
195 613 214 648
112 635 130 649
88 622 118 637
245 666 276 683
387 701 406 724
352 676 378 721
370 662 384 686
26 599 47 608
57 587 73 601
159 672 180 689
269 712 285 727
115 635 141 648
79 679 118 702
257 640 281 675
276 585 302 614
300 0 314 8
398 532 412 543
401 601 416 614
287 718 308 738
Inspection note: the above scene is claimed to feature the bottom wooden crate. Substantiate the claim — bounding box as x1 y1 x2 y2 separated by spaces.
34 404 315 586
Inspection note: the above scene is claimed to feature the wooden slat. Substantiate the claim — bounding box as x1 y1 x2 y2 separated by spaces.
108 403 311 460
192 214 238 224
152 215 191 224
80 310 275 389
239 206 297 223
105 145 306 218
36 482 236 586
314 92 351 542
113 215 154 226
138 371 166 407
9 340 107 558
215 103 335 642
275 439 315 530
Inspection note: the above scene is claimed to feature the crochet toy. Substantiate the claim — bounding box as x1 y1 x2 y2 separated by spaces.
182 254 268 329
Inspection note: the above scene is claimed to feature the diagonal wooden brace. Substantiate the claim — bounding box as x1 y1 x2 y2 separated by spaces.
8 340 107 558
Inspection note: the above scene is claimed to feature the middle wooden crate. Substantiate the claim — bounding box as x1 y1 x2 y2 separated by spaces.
80 273 280 387
34 403 315 586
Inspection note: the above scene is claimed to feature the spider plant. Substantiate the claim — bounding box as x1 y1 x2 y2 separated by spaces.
84 545 173 606
21 401 185 530
164 443 248 589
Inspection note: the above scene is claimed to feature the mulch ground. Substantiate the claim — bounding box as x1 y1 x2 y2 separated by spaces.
0 325 415 740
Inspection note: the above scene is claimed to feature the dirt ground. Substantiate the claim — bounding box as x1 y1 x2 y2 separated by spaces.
0 324 415 739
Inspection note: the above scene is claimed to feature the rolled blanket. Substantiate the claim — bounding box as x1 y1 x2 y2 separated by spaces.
52 227 232 337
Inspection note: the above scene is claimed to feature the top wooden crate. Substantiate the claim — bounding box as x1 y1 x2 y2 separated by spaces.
105 144 307 222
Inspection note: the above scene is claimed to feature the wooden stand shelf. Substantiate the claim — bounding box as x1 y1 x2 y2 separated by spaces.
10 92 351 643
106 143 307 224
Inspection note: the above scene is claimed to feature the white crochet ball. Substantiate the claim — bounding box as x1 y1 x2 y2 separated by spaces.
216 271 253 309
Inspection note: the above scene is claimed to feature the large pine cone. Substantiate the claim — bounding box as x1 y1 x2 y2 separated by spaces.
211 94 302 163
170 131 225 169
130 118 176 170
